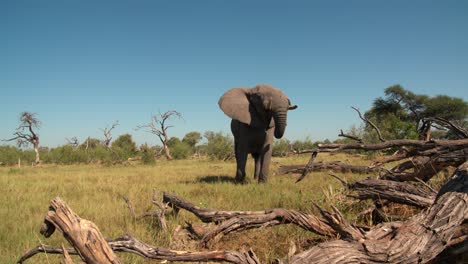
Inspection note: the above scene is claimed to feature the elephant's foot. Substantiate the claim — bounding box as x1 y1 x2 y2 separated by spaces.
258 175 268 183
236 178 247 185
257 178 267 183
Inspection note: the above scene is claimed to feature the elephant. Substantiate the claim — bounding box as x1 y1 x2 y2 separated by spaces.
218 84 297 183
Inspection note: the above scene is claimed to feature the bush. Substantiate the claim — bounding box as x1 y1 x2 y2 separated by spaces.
203 131 233 160
182 131 202 147
112 134 137 160
272 138 290 157
0 146 37 166
139 144 156 164
44 145 87 164
291 137 316 152
0 145 21 165
170 141 192 160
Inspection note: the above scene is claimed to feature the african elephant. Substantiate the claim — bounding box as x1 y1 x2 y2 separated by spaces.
218 84 297 183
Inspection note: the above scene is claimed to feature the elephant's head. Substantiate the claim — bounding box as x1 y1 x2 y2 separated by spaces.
218 84 298 138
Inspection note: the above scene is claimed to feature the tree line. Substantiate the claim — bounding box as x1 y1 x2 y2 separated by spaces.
1 85 467 166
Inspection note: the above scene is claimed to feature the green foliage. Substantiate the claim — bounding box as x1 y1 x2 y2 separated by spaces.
291 137 316 152
203 131 233 160
272 138 290 157
423 95 468 121
365 85 468 140
182 131 202 147
166 137 181 148
0 146 35 165
111 134 137 160
79 138 101 149
170 141 192 160
44 145 88 164
139 144 156 164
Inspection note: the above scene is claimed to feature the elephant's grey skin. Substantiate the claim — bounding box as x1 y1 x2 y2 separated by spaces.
219 84 297 183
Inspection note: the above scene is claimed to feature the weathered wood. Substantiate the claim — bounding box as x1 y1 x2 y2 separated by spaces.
289 161 468 263
317 138 468 152
18 234 261 264
121 190 167 230
278 161 381 175
61 243 74 264
163 192 337 243
39 197 122 264
349 178 437 208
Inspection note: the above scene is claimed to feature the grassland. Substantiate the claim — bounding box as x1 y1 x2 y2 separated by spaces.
0 153 372 263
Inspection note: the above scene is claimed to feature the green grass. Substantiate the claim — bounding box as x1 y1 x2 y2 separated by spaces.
0 153 370 263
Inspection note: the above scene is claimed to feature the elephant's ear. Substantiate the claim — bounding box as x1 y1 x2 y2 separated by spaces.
218 87 252 125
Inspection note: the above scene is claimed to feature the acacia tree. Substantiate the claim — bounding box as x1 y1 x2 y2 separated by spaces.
4 112 41 165
136 110 182 160
364 85 468 141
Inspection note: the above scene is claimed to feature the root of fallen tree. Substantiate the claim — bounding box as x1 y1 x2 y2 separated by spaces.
19 161 467 264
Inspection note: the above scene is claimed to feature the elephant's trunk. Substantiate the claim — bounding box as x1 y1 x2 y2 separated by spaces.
273 110 287 139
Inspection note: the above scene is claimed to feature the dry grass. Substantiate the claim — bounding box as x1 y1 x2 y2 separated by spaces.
1 153 371 263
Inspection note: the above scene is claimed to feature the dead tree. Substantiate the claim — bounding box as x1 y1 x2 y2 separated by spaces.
18 162 467 263
136 110 182 160
38 197 122 264
288 162 468 263
100 121 119 148
18 197 260 264
3 112 41 165
279 161 382 175
65 137 79 148
291 138 468 183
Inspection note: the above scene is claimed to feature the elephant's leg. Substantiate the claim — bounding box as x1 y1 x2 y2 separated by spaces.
252 153 261 180
258 144 272 183
235 142 248 183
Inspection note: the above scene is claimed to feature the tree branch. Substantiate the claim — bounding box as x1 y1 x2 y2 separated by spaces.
351 106 385 142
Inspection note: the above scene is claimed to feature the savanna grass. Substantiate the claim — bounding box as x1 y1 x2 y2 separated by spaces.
0 153 370 263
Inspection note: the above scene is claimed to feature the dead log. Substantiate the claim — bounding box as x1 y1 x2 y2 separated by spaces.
295 139 467 183
39 197 122 264
163 192 337 244
348 178 437 208
19 199 261 264
18 234 260 264
289 161 468 263
278 161 381 175
316 138 468 153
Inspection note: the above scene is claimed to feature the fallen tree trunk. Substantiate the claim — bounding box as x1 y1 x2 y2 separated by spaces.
163 192 337 245
18 234 260 264
349 178 436 208
315 138 468 153
39 197 122 264
295 139 467 183
289 161 468 263
278 161 381 175
18 200 261 264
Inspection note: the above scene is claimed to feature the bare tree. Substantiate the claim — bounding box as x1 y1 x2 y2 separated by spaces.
4 112 41 165
65 137 79 148
136 110 182 160
100 121 119 148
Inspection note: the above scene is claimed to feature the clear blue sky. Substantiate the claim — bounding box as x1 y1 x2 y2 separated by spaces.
1 0 467 147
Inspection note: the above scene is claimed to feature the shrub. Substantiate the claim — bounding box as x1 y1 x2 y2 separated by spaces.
291 137 316 152
45 145 87 164
0 145 21 165
139 144 156 164
203 131 233 160
170 141 192 160
272 138 290 157
112 134 137 160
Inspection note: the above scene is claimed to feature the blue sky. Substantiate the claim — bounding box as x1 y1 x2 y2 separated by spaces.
1 0 467 147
